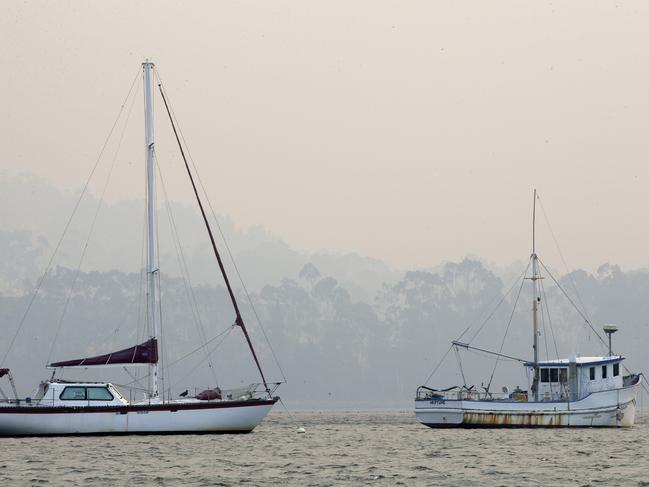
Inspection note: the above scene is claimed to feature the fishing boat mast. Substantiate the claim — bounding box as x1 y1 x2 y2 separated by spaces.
143 60 160 399
530 189 540 401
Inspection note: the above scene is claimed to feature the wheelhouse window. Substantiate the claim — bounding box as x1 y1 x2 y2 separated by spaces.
602 365 607 379
613 363 620 377
589 367 595 380
550 368 559 383
541 369 549 383
59 387 86 400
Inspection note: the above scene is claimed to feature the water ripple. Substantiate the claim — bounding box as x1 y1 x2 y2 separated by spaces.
0 411 648 486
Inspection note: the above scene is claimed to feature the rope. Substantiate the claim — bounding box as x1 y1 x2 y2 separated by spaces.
279 398 304 431
1 66 142 368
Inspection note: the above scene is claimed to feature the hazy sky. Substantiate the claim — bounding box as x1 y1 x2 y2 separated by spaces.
2 1 649 272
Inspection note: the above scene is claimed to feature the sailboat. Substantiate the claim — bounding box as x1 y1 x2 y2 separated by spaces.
0 61 279 435
415 191 642 427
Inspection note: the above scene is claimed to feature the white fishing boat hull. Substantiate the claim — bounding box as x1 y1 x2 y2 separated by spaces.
415 380 640 428
0 399 277 436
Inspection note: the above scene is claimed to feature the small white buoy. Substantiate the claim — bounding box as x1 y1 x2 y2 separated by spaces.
297 427 306 434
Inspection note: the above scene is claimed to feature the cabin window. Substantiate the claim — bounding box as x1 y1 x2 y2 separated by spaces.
550 368 559 383
589 367 595 380
559 368 567 384
60 387 86 400
613 363 620 377
541 369 549 383
602 365 607 379
86 387 114 401
59 386 114 401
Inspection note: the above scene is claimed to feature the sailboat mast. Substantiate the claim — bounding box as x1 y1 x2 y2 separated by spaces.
531 189 540 402
143 61 159 399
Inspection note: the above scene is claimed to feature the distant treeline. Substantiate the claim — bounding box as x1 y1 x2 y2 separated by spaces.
2 256 648 408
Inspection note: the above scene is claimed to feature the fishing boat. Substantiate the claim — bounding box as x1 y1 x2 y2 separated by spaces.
415 191 642 428
0 61 280 435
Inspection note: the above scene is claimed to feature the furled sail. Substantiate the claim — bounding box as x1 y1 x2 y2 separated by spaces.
49 338 158 368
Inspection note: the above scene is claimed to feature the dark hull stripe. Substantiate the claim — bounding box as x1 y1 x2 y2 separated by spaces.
0 398 277 415
1 430 255 438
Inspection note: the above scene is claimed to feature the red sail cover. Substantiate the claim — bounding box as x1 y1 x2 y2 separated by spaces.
49 338 158 367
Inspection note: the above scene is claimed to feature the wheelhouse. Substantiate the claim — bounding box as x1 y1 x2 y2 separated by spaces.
525 356 626 401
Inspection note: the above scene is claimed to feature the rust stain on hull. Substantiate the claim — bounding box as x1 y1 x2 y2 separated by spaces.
463 412 565 427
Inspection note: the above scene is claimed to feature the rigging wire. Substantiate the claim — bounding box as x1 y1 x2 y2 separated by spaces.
118 324 235 388
536 194 593 323
130 179 149 389
45 76 141 366
0 66 142 368
122 366 147 391
168 328 234 391
537 273 555 396
156 233 169 399
111 203 148 347
535 194 649 396
539 276 560 359
537 258 606 346
155 153 219 386
156 80 270 393
485 260 528 393
465 261 531 344
539 260 649 397
153 68 287 383
422 344 454 386
538 284 550 361
136 198 148 344
421 262 530 385
454 346 467 387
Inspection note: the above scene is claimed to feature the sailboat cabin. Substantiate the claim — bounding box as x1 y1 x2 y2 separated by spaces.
524 356 625 401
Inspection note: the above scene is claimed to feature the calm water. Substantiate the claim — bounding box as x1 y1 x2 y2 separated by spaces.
2 411 649 486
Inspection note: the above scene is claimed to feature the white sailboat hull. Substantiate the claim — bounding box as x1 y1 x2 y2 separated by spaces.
415 381 640 428
0 399 276 436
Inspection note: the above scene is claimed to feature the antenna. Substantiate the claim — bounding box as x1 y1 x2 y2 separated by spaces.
603 324 618 356
532 189 537 254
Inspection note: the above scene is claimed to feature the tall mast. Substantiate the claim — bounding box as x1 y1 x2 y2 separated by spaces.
143 61 159 399
530 189 540 402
